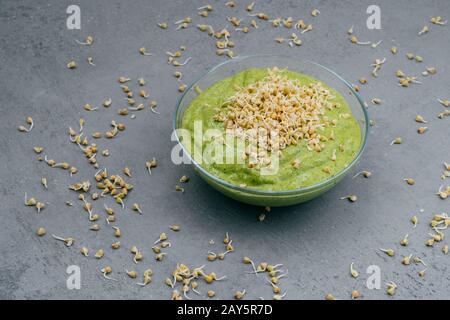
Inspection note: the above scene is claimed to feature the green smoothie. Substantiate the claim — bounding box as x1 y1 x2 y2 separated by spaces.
181 68 361 191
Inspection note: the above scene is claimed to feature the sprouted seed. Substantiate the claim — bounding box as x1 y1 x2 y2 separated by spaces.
371 98 382 105
243 257 258 274
371 40 382 48
17 126 28 133
325 293 336 300
84 103 98 111
118 76 131 84
155 232 168 244
94 249 104 259
288 33 302 46
178 84 187 93
353 170 372 178
350 35 371 45
390 137 402 145
33 147 44 154
423 67 437 76
18 117 34 133
340 195 358 202
207 290 216 298
179 175 189 183
126 270 137 279
67 61 77 69
132 203 142 214
404 178 416 185
350 290 360 300
228 16 242 27
158 22 168 29
102 98 112 108
370 58 386 77
418 25 429 35
152 246 161 254
41 177 48 189
380 248 395 257
311 9 320 17
175 16 192 26
197 24 215 35
92 132 102 139
401 254 412 265
198 4 213 12
437 98 450 107
418 269 427 277
413 256 427 266
170 225 180 232
101 266 118 281
400 234 409 246
225 0 236 7
125 98 136 106
161 241 171 249
133 251 143 264
36 202 45 213
415 115 427 123
155 253 166 261
350 262 359 278
386 282 397 296
146 158 157 174
139 47 152 56
111 241 121 249
417 126 428 134
396 70 405 78
430 16 448 25
234 290 246 300
347 26 354 35
112 226 121 238
175 185 185 193
80 247 89 257
174 71 183 80
76 35 93 45
52 235 74 247
207 252 217 261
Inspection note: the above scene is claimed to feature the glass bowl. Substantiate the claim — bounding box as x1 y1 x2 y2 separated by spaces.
173 55 369 207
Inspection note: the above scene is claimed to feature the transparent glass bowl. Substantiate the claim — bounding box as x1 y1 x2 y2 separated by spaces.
174 55 369 207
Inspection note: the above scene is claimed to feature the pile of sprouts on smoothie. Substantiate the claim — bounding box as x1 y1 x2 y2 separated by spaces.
213 67 336 169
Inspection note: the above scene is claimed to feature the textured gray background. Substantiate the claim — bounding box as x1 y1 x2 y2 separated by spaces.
0 0 449 300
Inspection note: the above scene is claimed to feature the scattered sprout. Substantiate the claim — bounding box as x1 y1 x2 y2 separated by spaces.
36 227 46 237
380 248 395 257
350 262 359 278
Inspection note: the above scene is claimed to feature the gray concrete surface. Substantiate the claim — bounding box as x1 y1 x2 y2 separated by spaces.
0 0 449 300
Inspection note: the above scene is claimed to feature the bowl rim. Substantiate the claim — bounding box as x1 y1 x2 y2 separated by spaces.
173 54 370 196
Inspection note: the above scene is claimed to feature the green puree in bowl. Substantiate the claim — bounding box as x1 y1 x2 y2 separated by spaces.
181 68 361 191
